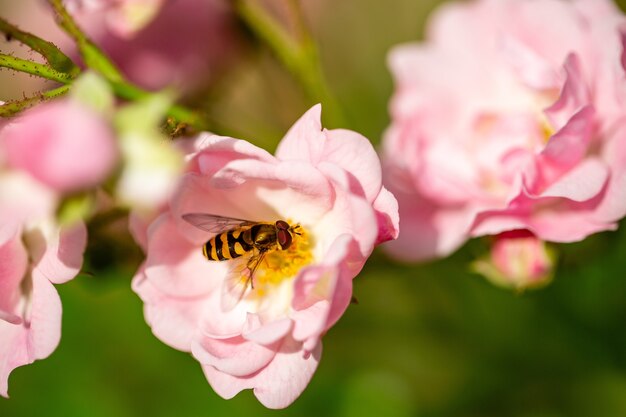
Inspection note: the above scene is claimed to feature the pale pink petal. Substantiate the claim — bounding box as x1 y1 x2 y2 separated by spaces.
128 211 153 252
0 222 27 314
26 273 63 359
194 135 276 177
372 186 400 244
313 175 378 259
242 315 293 345
275 104 325 163
212 159 334 222
545 54 590 131
144 213 221 297
1 273 64 397
538 158 609 201
533 105 595 187
192 335 278 377
0 172 58 222
321 128 382 202
471 208 616 242
500 35 559 91
132 269 205 351
33 222 87 285
291 236 358 345
202 337 322 409
290 301 329 348
382 187 473 261
592 123 626 222
196 290 248 339
0 322 26 398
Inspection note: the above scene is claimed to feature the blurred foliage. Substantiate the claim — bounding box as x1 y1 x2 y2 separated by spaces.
2 0 626 416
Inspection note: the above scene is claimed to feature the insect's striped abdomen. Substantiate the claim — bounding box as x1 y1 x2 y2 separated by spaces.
203 229 254 261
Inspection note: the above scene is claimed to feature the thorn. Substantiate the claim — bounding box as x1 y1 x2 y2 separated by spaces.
350 295 359 305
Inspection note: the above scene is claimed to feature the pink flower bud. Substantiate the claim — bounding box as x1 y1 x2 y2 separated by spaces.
1 100 118 193
474 230 555 290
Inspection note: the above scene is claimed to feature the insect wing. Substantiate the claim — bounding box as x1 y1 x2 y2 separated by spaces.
182 213 256 234
220 250 267 311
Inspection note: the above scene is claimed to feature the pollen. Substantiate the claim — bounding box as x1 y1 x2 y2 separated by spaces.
254 224 314 293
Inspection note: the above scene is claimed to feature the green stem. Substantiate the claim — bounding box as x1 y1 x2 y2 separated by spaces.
46 0 124 82
0 85 71 116
0 17 80 75
235 0 347 127
0 54 75 84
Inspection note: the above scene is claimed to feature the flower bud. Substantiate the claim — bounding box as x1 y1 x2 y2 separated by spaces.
473 230 556 290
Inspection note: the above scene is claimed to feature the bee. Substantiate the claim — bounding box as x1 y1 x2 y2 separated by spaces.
182 213 302 307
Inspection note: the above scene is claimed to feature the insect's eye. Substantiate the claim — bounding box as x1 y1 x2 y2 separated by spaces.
277 229 292 250
275 220 290 230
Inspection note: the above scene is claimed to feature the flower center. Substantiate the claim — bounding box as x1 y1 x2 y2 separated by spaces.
252 223 314 296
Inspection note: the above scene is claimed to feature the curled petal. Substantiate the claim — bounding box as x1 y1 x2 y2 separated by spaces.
202 337 322 409
275 104 325 164
192 335 278 377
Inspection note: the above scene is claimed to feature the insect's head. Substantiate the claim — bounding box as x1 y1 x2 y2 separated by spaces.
275 220 302 250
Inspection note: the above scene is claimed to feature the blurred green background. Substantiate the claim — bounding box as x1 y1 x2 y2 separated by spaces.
2 1 626 416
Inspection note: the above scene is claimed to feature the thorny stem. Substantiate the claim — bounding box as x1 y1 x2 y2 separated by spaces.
46 0 124 82
234 0 347 128
0 85 71 117
0 17 79 75
0 54 75 84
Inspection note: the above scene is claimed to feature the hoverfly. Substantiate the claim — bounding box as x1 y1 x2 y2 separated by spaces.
182 213 303 308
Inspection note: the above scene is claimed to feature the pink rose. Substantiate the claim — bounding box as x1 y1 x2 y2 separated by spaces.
1 100 118 193
132 105 398 408
383 0 626 261
0 171 87 398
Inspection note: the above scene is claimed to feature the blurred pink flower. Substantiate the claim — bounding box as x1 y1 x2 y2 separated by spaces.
65 0 166 37
0 170 87 398
72 0 238 90
383 0 626 261
1 100 117 193
472 231 555 290
132 105 398 408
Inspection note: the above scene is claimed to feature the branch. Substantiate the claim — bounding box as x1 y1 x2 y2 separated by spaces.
0 85 71 116
0 54 75 84
234 0 347 127
0 17 79 75
46 0 124 82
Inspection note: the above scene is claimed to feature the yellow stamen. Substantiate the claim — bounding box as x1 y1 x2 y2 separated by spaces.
253 224 314 296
